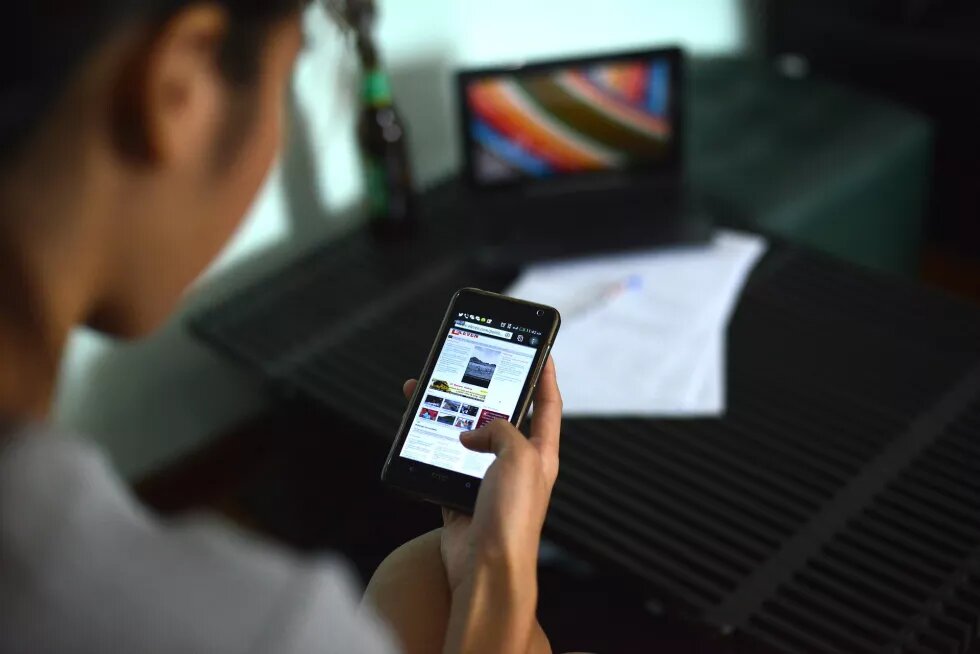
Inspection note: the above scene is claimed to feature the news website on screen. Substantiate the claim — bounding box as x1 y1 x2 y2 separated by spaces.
400 320 538 479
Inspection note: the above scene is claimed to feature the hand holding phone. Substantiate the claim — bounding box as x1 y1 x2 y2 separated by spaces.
382 288 561 513
439 356 562 591
383 291 562 653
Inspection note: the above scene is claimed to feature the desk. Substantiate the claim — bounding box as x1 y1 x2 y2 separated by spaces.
191 184 980 654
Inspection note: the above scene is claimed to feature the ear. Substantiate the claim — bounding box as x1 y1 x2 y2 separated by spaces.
122 5 230 167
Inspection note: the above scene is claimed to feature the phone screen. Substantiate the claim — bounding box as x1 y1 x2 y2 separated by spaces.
399 316 546 479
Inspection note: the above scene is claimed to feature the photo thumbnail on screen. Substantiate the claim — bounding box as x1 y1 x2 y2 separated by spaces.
462 345 501 388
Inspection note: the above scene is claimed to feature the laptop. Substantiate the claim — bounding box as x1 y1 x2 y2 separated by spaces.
456 46 711 263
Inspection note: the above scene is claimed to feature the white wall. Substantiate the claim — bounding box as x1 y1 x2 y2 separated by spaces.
457 0 742 63
54 0 745 479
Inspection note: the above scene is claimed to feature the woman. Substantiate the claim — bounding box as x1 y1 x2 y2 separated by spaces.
0 2 563 653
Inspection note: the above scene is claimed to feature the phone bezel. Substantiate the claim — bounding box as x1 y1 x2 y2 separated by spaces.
381 288 561 513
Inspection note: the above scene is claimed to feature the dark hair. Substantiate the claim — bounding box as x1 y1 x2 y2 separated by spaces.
0 0 301 164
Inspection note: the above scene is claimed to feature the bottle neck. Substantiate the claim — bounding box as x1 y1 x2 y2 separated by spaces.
363 68 393 108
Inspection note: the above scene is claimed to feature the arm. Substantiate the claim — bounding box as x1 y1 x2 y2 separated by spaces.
363 530 452 654
364 530 552 654
442 552 546 654
367 361 562 654
441 357 562 654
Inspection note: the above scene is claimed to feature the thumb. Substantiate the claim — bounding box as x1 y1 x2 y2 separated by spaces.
459 421 523 456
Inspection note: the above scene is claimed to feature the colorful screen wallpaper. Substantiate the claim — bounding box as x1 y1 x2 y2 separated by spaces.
465 57 673 184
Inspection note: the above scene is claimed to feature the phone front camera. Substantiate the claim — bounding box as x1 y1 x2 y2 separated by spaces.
536 309 545 317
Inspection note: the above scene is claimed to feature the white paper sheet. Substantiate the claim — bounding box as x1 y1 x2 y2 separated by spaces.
506 230 767 417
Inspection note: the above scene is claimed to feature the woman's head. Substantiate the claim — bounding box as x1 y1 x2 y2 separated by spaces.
0 1 304 338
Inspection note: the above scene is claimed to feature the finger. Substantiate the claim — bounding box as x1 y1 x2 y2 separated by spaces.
459 420 524 457
442 507 468 527
529 357 562 460
402 379 418 401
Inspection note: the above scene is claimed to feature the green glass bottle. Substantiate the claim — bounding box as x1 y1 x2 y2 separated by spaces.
358 67 417 239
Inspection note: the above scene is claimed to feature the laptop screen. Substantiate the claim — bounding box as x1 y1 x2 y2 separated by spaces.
459 49 680 187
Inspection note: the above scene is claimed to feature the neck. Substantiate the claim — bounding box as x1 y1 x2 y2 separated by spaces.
0 249 71 420
0 316 64 421
0 150 105 422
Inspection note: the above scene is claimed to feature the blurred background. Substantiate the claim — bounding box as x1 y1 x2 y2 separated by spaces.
54 0 746 477
49 1 980 650
56 0 980 478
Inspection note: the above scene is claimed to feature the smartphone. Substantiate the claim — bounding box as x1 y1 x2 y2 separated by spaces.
381 288 561 513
